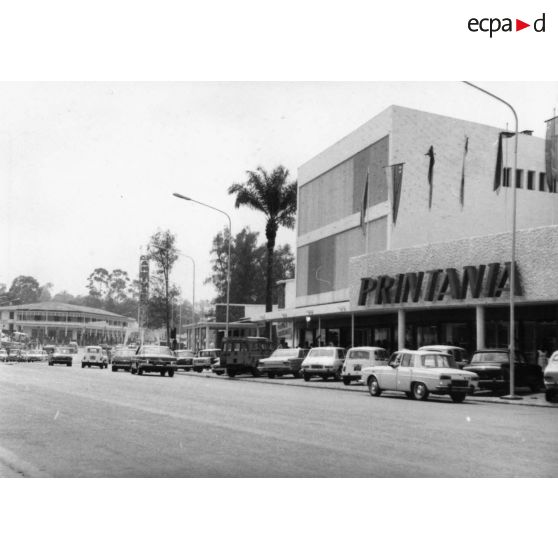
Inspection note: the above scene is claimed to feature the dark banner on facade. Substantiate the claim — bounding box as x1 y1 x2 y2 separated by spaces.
546 116 558 191
460 136 468 206
494 131 515 190
386 163 404 224
425 145 434 208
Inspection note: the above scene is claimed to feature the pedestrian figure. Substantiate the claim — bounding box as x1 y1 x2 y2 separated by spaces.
537 349 548 369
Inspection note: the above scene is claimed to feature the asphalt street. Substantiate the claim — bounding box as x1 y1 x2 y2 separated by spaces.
1 361 557 477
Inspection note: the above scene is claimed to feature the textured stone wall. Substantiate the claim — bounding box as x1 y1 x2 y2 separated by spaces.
350 225 558 310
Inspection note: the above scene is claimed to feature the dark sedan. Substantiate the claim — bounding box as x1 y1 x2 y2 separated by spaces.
464 349 543 393
257 348 310 379
111 348 136 372
48 347 73 367
130 345 177 377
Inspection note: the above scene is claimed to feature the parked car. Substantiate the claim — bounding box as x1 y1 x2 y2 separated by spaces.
43 345 56 355
175 349 196 371
81 346 108 369
543 351 558 403
257 348 310 379
49 346 73 367
215 337 274 378
130 345 177 377
111 347 135 372
68 342 78 354
300 347 346 382
0 348 8 362
418 345 470 368
364 349 478 403
27 349 47 362
193 349 221 372
463 349 543 393
341 346 389 385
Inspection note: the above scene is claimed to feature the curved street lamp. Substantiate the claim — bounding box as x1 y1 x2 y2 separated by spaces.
177 250 196 350
172 193 232 340
463 81 520 400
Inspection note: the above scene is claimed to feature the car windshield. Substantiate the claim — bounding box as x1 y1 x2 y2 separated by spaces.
348 350 370 360
87 348 101 353
471 352 509 363
57 348 71 354
309 348 335 358
271 349 300 358
140 346 173 356
114 349 134 357
199 350 219 357
176 351 194 357
420 354 454 368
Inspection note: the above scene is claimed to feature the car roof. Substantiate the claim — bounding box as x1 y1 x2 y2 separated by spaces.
348 346 388 351
472 348 509 353
85 345 102 349
419 345 464 351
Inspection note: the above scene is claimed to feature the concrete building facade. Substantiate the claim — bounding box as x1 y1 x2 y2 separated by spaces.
266 105 558 361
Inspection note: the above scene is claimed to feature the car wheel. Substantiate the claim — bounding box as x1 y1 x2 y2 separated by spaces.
545 391 557 403
215 370 224 376
67 363 71 367
450 393 466 403
160 370 166 376
321 374 328 381
413 382 429 401
303 373 311 382
137 368 143 375
112 366 117 372
342 377 351 386
334 371 341 381
293 371 301 379
252 371 261 378
168 370 175 378
131 366 137 375
227 370 235 378
368 376 382 397
81 363 85 368
268 373 276 379
48 362 53 366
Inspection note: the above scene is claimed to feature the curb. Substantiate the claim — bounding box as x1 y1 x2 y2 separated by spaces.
177 370 557 409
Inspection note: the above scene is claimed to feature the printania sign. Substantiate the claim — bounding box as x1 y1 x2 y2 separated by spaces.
358 262 522 307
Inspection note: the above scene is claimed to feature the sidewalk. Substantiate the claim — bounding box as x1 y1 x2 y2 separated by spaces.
180 370 557 408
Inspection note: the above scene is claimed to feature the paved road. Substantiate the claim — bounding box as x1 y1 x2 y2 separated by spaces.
1 361 557 477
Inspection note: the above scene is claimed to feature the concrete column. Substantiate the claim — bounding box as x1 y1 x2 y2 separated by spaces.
476 305 485 350
397 309 406 350
205 325 209 349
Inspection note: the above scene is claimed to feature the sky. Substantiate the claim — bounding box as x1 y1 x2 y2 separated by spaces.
2 81 558 303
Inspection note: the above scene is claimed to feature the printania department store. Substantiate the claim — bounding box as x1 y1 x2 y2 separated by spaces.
264 105 558 363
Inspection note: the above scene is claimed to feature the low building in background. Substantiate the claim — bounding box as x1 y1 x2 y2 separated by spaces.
0 301 136 346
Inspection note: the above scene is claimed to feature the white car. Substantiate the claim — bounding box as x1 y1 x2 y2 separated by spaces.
193 349 221 372
364 349 478 403
81 345 108 369
341 346 389 385
300 347 346 382
543 351 558 403
418 345 470 368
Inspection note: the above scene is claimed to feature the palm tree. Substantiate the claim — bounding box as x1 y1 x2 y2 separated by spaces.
228 166 297 312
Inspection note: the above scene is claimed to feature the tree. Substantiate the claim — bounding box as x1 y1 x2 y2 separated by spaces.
228 165 297 312
86 268 110 299
8 275 41 304
147 229 179 346
206 226 295 305
39 282 53 302
107 269 131 304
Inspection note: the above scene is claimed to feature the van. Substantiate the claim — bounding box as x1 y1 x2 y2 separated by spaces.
341 346 389 385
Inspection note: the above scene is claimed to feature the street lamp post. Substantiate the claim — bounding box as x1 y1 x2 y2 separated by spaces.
173 193 232 340
463 81 521 400
178 251 196 350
